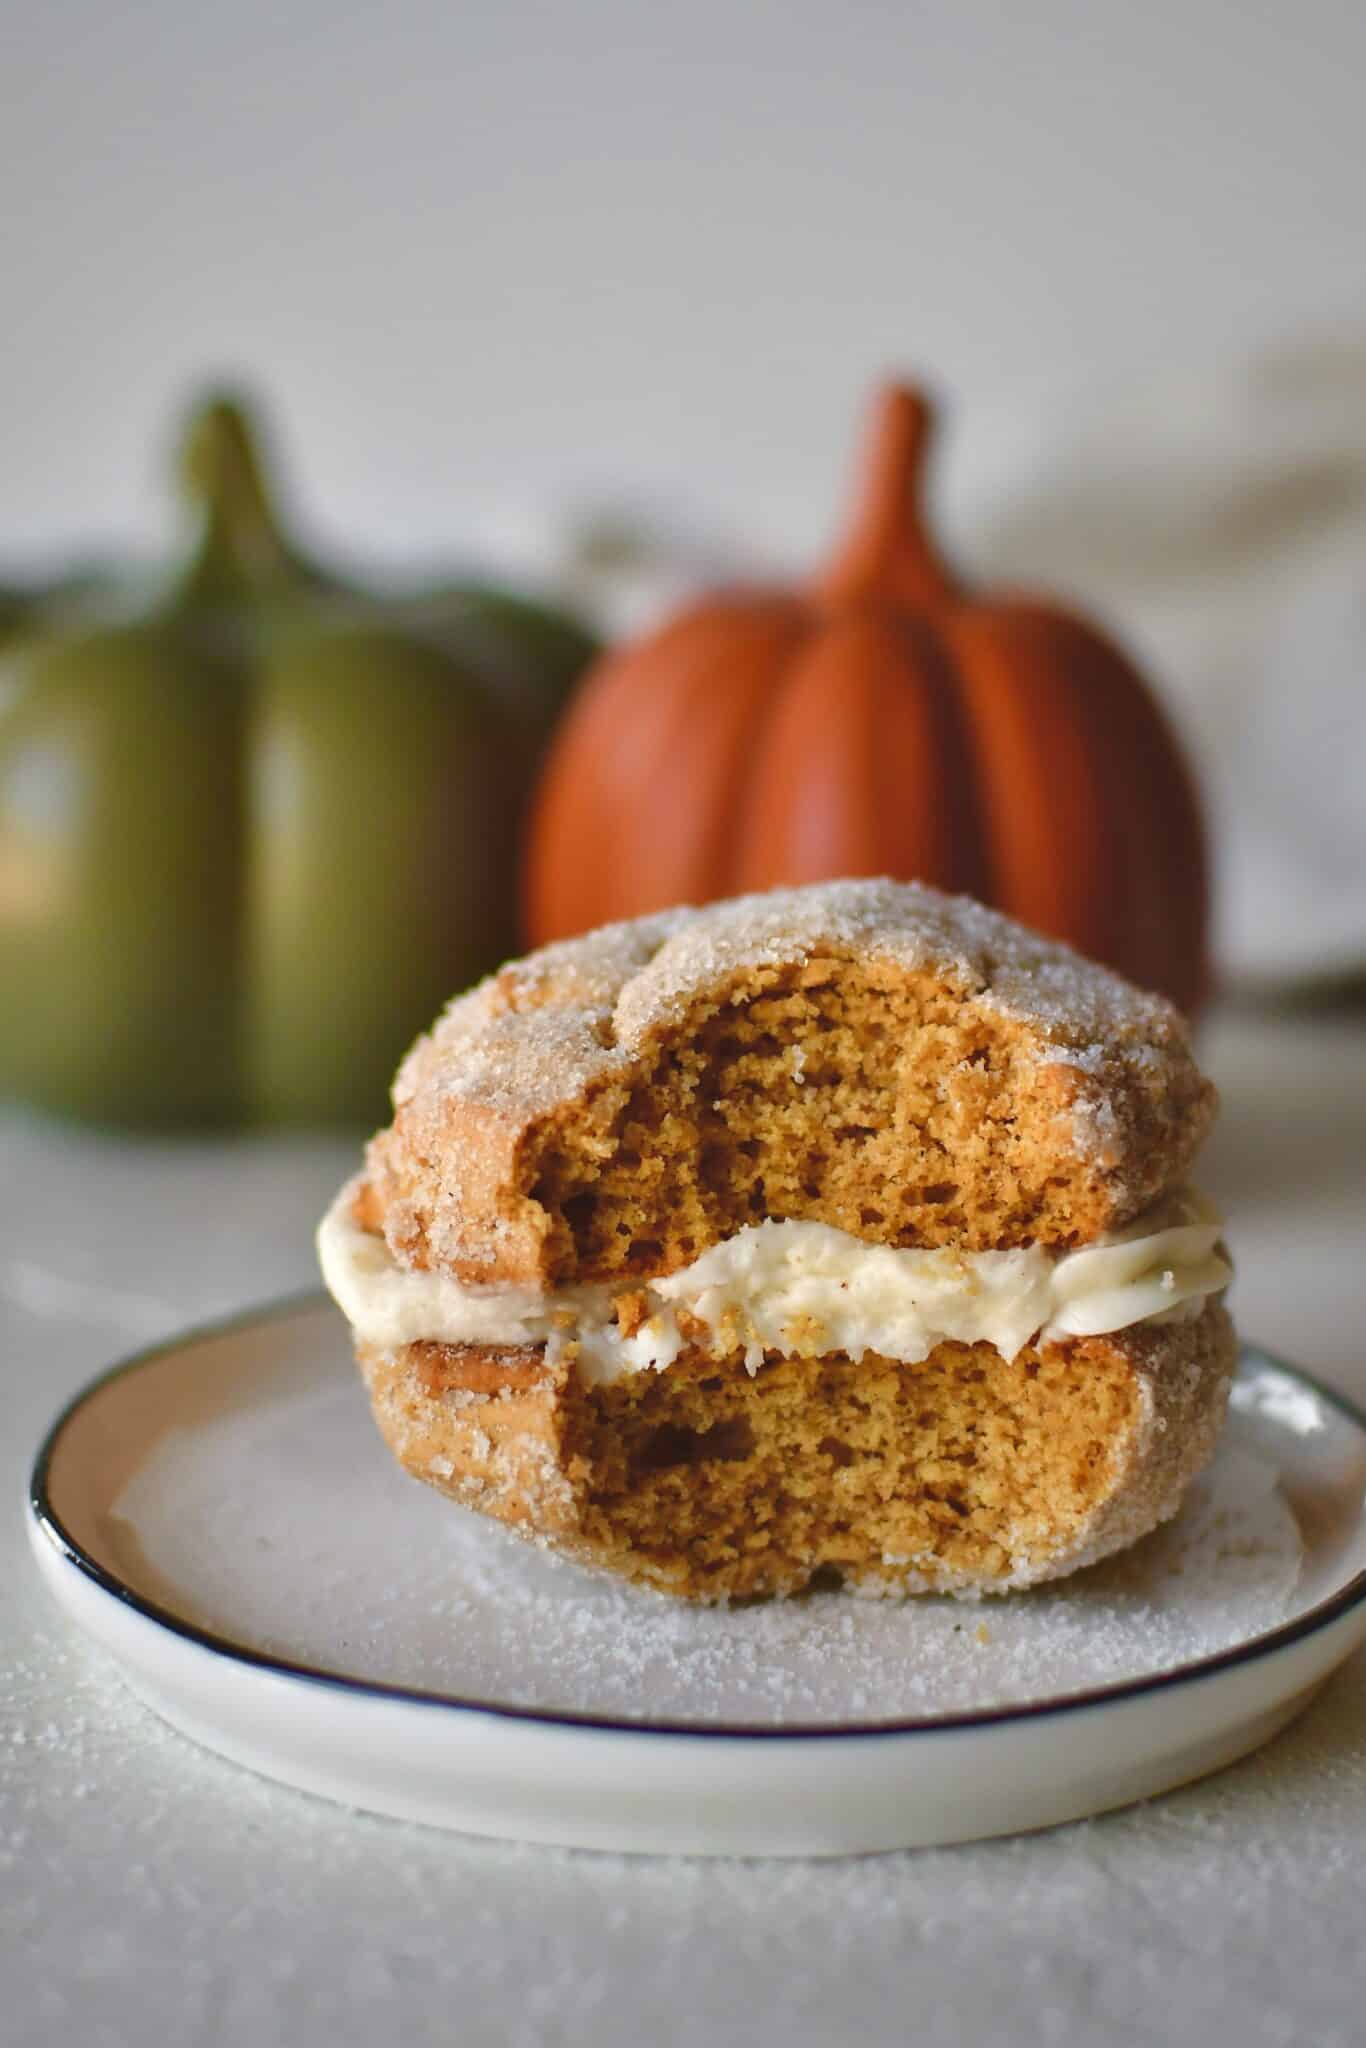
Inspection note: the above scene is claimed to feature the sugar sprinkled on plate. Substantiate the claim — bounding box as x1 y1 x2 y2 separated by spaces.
110 1369 1303 1727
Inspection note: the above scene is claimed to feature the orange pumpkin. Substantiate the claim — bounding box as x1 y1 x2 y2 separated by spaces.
525 383 1210 1012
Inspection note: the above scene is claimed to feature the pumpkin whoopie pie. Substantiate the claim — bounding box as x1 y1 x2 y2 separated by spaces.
319 879 1233 1602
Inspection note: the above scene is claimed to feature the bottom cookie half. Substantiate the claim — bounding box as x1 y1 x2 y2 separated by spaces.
357 1304 1235 1602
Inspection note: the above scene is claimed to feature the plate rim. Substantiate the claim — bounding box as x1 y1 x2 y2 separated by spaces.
28 1291 1366 1744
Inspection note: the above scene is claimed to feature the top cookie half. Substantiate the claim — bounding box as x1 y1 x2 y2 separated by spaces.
361 879 1215 1288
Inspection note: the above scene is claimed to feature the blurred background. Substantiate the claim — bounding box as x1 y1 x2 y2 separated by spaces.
7 0 1366 998
6 0 1366 558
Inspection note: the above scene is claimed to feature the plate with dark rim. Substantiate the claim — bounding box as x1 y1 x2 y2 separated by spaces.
27 1297 1366 1855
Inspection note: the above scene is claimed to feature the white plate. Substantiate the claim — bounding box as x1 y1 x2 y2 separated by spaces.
27 1298 1366 1857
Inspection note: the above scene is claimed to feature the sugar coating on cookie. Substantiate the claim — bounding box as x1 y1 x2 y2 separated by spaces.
326 879 1233 1603
364 878 1215 1287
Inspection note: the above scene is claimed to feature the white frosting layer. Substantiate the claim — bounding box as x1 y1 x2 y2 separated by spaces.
318 1184 1230 1386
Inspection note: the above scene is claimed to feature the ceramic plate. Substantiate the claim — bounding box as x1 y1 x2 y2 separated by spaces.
27 1298 1366 1857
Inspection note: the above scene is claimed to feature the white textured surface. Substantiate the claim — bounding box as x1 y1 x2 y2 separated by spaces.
5 1006 1366 2047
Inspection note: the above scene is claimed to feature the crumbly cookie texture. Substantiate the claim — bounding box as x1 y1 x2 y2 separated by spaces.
357 1303 1236 1603
362 879 1215 1289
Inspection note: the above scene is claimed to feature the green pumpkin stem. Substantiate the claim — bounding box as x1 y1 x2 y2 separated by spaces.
172 391 329 605
819 382 959 609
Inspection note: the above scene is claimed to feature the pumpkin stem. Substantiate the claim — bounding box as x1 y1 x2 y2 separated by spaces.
818 382 959 609
172 389 332 606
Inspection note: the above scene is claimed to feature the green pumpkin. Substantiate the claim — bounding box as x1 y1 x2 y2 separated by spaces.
0 392 599 1127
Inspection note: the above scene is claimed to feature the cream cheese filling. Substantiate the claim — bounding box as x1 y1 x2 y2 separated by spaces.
318 1183 1230 1387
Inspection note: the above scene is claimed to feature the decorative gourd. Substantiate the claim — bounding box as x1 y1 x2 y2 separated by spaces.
525 382 1210 1012
0 390 599 1126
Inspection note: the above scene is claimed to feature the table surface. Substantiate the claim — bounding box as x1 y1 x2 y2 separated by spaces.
5 1006 1366 2048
